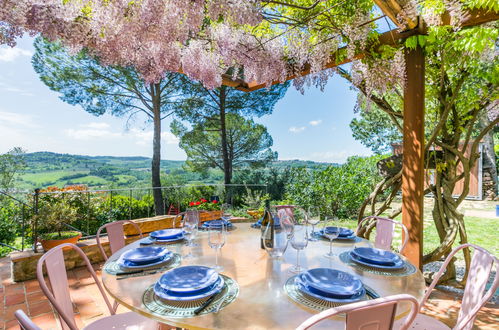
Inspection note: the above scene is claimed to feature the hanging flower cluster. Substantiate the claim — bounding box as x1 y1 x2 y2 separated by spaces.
0 0 491 91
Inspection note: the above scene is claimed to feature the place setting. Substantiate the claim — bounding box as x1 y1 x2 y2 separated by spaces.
104 244 181 278
144 228 186 244
284 267 380 311
339 246 417 276
142 265 239 318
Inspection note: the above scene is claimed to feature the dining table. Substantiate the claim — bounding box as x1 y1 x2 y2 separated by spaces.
101 223 426 329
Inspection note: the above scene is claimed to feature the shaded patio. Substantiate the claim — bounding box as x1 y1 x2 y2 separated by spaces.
1 256 497 330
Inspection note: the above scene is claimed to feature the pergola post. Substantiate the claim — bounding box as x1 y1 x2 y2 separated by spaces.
402 44 425 269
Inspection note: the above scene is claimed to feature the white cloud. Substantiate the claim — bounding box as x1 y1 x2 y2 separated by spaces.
129 128 179 146
289 126 306 133
83 122 110 129
309 119 322 126
0 111 39 128
0 47 33 62
64 127 121 140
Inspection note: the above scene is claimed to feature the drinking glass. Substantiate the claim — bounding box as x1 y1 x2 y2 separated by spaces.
322 216 339 258
263 225 289 259
306 206 320 241
208 223 226 271
183 210 199 258
221 204 232 222
280 214 295 239
289 224 308 273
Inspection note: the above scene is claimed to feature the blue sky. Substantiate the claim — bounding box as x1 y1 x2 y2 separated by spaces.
0 36 372 163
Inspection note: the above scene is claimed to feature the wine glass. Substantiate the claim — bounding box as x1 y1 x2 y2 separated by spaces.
221 204 232 222
183 210 199 258
289 224 308 273
322 216 339 258
280 214 295 239
208 222 226 271
306 206 320 241
263 224 289 259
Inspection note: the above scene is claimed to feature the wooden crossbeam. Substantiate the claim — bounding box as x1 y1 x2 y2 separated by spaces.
373 0 417 30
225 8 498 92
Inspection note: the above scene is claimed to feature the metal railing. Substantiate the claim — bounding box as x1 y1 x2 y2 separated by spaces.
0 184 267 254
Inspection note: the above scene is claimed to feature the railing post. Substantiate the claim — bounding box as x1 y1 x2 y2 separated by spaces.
33 188 40 252
21 204 25 251
129 189 132 220
87 191 91 235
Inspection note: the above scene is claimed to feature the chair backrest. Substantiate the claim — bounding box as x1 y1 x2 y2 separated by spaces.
420 243 498 330
296 294 419 330
357 216 408 253
96 220 143 260
36 243 115 330
15 310 42 330
276 205 296 220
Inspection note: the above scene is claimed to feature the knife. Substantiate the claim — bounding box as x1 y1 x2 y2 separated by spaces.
193 291 223 315
365 286 380 299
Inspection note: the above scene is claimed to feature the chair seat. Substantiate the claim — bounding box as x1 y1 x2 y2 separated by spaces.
408 313 451 330
83 311 158 330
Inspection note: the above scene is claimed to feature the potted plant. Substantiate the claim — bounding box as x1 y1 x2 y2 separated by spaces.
35 200 81 250
188 198 222 221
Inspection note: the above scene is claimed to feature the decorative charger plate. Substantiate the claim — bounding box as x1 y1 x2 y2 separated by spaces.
143 274 239 318
339 251 416 276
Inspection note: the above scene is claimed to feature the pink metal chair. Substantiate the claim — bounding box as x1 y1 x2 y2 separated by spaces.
36 243 158 330
96 220 143 261
296 294 419 330
356 216 409 253
15 310 42 330
408 243 499 330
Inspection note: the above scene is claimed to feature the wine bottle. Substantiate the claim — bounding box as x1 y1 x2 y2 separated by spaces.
260 200 274 249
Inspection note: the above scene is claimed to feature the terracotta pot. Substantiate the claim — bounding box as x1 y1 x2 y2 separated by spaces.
40 232 82 251
247 209 264 220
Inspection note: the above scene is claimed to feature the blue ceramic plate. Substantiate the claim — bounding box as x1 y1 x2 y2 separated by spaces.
299 268 363 298
202 220 233 228
350 251 405 270
324 227 353 237
295 276 365 303
121 246 170 265
154 276 224 301
150 229 184 240
158 266 219 293
319 229 356 240
351 247 401 265
117 252 173 269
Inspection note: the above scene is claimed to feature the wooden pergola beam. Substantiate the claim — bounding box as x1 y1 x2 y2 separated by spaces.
224 8 498 92
373 0 417 30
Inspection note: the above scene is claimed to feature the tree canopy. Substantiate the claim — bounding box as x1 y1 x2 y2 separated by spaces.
32 37 187 214
172 80 288 184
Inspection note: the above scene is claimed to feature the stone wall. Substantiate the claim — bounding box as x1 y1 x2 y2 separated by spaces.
10 214 253 282
10 235 141 282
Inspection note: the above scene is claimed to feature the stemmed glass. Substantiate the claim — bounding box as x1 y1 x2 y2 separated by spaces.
183 210 199 259
289 224 308 273
221 204 232 223
306 206 320 241
263 224 289 259
322 216 339 258
208 222 226 271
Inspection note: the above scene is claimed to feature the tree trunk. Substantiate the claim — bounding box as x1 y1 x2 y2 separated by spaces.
151 83 164 215
219 86 232 185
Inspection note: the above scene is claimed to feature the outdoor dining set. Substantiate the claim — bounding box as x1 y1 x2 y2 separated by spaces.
13 205 499 330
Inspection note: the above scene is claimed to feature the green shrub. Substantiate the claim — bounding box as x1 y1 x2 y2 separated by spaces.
285 155 383 219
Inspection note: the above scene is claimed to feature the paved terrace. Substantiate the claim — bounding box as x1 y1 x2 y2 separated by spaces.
1 257 497 329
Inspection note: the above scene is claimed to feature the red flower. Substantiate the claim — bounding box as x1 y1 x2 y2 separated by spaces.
195 201 201 205
200 198 207 203
212 200 218 204
189 202 195 206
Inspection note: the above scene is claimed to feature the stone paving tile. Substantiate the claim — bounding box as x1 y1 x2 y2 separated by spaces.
0 256 497 330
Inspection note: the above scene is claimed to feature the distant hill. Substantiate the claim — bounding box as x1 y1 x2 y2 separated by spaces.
16 152 336 190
